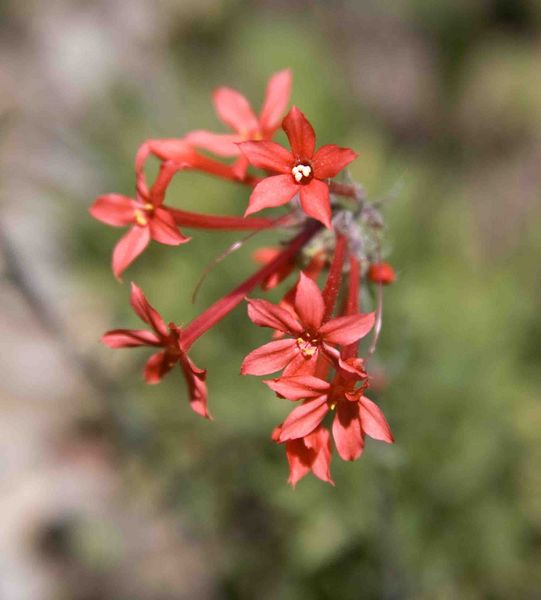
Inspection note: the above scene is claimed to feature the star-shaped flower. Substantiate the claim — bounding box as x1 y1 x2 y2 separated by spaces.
102 283 209 418
266 360 393 461
241 272 374 377
90 161 190 279
239 106 358 228
185 69 292 179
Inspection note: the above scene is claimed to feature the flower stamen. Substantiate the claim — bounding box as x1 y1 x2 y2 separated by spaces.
291 163 312 183
134 209 148 226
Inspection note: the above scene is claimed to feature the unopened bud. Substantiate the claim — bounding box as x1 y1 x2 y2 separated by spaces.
368 262 396 285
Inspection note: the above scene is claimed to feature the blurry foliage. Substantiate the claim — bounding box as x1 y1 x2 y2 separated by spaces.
68 0 541 598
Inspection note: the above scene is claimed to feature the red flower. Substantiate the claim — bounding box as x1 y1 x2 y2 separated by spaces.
185 69 292 179
241 272 375 377
368 262 396 285
90 161 190 279
272 424 333 487
102 283 210 418
266 362 393 461
239 106 358 228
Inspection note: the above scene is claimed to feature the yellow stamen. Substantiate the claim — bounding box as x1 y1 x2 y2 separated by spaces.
134 209 148 226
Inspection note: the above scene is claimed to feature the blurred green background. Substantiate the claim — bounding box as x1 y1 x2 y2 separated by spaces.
1 1 540 599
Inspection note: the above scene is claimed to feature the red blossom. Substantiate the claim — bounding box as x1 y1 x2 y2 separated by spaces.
90 161 190 279
368 262 396 285
265 360 393 463
239 106 358 228
185 69 292 180
272 424 334 487
102 283 210 418
241 272 375 377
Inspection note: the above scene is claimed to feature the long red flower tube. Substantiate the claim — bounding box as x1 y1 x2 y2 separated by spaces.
93 68 396 487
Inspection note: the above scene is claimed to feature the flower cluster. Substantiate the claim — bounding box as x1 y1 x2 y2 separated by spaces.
91 69 397 486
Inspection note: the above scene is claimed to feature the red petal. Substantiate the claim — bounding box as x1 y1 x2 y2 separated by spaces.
359 396 394 443
89 194 135 226
320 312 375 345
332 401 364 461
180 354 210 419
299 180 332 229
141 138 198 164
101 329 161 348
246 298 302 335
213 87 259 134
149 161 185 207
130 282 169 337
150 209 191 245
244 175 299 216
278 396 329 442
241 338 298 376
112 226 150 280
184 130 241 156
312 145 358 179
259 69 292 134
304 426 334 484
282 106 316 159
231 155 251 181
294 272 325 331
264 376 330 401
285 438 314 487
144 351 174 384
238 140 292 173
281 351 319 377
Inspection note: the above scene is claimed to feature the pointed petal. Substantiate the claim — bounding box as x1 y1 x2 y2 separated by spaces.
304 426 334 485
150 209 191 245
244 175 299 216
278 396 329 442
180 354 210 419
332 401 364 461
320 312 375 345
241 338 298 376
285 438 314 488
231 154 251 180
112 226 150 280
141 138 198 164
259 69 292 133
332 355 367 380
184 130 241 156
89 194 135 226
101 329 161 348
264 376 330 401
238 140 292 173
281 351 318 377
246 298 302 334
213 87 259 134
359 396 394 443
299 180 332 229
312 144 358 179
149 161 185 207
144 351 174 384
337 356 368 380
294 272 325 331
130 282 169 337
282 106 316 159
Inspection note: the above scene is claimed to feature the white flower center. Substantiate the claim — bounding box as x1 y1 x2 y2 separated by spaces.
291 163 312 183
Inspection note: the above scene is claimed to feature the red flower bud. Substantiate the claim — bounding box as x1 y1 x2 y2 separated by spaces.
368 262 396 285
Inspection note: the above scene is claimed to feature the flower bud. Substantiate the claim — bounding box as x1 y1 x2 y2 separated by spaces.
368 262 396 285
